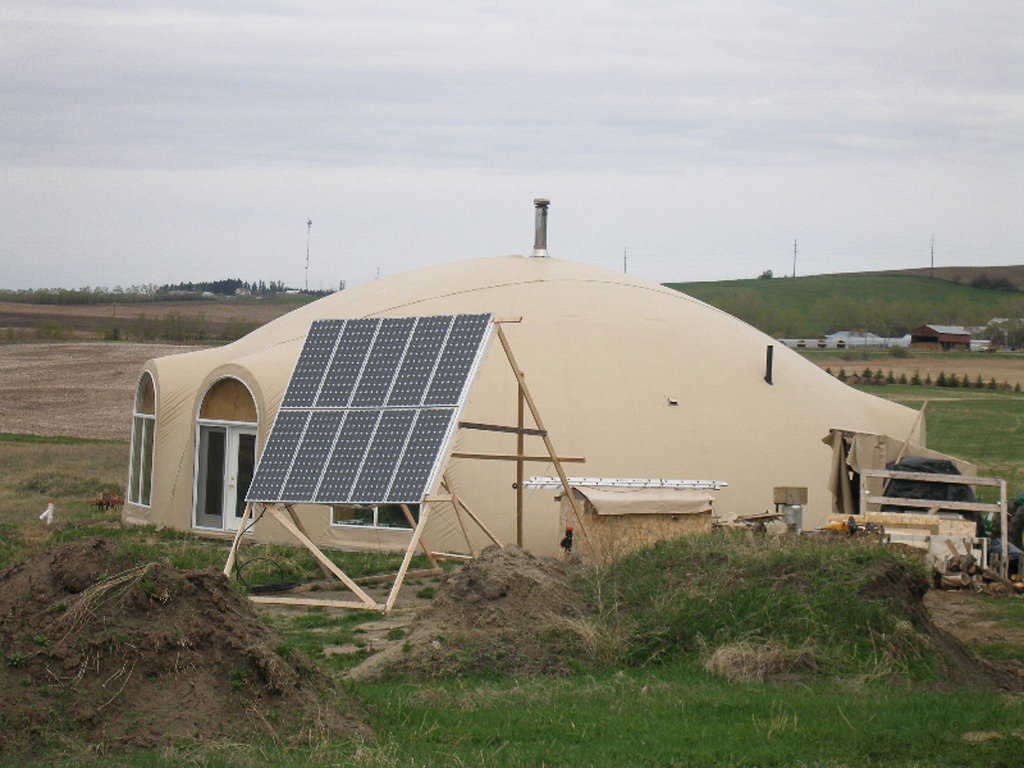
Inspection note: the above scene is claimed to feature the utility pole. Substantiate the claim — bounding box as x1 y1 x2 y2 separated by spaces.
623 247 628 274
792 239 797 278
930 234 935 279
305 219 312 292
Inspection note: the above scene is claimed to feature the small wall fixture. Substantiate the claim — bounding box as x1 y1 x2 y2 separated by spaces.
764 344 774 385
667 396 679 406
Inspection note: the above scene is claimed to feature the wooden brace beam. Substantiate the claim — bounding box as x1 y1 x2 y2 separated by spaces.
450 452 585 463
223 502 254 578
265 505 377 607
458 421 548 437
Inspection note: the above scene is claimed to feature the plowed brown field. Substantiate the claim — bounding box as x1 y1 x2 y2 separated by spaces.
0 299 294 336
0 342 202 440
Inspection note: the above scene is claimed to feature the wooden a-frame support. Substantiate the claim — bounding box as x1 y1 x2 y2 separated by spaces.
222 318 592 613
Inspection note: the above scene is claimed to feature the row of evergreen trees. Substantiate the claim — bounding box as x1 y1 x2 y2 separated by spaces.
825 367 1022 392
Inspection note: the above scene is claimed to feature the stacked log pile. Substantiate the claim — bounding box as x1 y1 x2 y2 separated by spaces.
937 541 1023 596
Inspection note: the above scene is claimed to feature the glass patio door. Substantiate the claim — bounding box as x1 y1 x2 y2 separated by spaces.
195 424 257 531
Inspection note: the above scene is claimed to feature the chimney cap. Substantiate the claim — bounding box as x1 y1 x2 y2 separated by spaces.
533 198 550 207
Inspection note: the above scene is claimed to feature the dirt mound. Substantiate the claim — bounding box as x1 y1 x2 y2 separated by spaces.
0 539 366 751
857 559 1016 690
373 547 589 678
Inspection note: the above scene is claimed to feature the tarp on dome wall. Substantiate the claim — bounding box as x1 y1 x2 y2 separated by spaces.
122 255 922 557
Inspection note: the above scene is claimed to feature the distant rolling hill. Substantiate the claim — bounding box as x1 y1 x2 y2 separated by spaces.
881 264 1024 288
664 271 1024 339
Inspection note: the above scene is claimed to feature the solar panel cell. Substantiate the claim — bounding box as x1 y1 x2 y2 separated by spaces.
351 317 416 406
387 315 452 405
281 320 344 407
316 318 379 407
314 409 380 503
280 411 345 501
387 408 454 502
245 410 309 501
350 410 416 501
424 313 491 405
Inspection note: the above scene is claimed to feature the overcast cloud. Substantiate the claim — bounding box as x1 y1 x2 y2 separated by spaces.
1 1 1021 289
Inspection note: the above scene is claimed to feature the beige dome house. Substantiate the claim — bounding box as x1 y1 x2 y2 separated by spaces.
123 249 921 558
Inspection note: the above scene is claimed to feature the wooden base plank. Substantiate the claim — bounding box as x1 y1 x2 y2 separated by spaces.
249 596 382 610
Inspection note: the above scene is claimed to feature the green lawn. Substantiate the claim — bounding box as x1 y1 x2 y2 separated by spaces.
30 665 1024 767
855 384 1024 494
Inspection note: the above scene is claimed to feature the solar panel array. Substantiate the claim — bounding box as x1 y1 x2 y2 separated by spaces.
246 313 492 505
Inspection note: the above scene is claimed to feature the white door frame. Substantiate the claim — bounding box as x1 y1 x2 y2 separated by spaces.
193 419 258 532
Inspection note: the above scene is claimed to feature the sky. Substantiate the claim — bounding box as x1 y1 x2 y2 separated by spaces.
2 1 1021 291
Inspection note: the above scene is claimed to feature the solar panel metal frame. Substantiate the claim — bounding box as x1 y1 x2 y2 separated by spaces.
246 313 493 506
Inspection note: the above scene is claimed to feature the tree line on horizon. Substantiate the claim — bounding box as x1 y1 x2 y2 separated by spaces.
0 278 332 305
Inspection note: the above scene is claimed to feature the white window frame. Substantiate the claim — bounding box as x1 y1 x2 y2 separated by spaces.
330 504 418 530
128 373 156 507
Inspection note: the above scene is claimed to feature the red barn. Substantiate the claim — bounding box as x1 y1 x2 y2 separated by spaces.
910 324 971 351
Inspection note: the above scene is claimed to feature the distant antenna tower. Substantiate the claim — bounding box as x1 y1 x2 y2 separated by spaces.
623 247 628 274
305 219 312 292
792 238 797 278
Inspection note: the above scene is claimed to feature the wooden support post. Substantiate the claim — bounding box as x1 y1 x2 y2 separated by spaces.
402 503 439 570
495 324 592 553
1000 479 1009 581
385 505 431 612
265 505 378 608
516 383 524 547
285 503 332 579
223 502 254 577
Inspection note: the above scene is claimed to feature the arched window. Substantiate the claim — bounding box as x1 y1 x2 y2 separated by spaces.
128 372 156 506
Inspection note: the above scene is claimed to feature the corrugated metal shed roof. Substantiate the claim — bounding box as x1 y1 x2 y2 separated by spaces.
922 324 969 336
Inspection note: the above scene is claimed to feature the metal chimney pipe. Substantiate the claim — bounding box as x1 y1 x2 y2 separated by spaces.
531 198 549 257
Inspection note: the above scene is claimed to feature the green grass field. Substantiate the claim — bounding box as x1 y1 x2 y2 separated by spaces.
854 384 1024 494
666 273 1024 338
